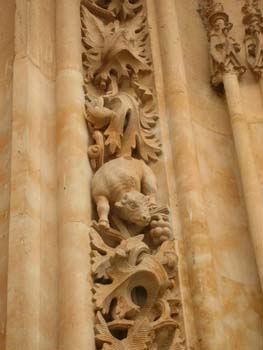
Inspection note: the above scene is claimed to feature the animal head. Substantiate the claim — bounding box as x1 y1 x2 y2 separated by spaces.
114 191 152 227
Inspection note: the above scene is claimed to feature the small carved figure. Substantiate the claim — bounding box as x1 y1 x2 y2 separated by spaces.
91 156 157 227
242 0 263 78
198 2 246 89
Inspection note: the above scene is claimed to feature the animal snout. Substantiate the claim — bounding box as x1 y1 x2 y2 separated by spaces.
142 214 151 222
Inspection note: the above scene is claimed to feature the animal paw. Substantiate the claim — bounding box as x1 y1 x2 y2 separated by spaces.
98 219 110 229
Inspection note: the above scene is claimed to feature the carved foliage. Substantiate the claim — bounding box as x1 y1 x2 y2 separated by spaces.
198 1 246 88
81 1 160 168
242 0 263 78
90 223 184 350
81 1 185 349
88 167 185 350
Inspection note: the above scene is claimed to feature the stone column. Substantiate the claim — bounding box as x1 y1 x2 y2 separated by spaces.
153 1 227 350
223 72 263 290
56 1 95 350
5 2 42 349
258 79 263 102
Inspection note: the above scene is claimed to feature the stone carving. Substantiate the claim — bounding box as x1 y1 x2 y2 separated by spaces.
91 157 157 228
198 1 246 90
81 1 161 165
81 1 185 349
242 0 263 78
82 0 143 21
90 229 184 350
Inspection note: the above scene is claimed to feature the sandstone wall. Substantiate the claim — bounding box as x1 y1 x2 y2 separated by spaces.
0 1 261 350
176 1 263 349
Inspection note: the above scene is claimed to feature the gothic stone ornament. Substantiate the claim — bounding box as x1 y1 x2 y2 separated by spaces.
198 1 246 90
83 0 143 21
81 1 186 349
242 0 263 78
91 157 157 229
81 1 161 164
90 229 185 350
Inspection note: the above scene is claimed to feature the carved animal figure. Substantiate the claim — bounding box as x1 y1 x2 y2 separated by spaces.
91 157 157 227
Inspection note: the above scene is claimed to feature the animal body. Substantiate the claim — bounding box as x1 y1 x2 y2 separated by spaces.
91 157 157 227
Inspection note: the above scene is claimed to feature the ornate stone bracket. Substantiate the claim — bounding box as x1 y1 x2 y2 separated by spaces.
242 0 263 78
198 1 246 91
81 1 186 349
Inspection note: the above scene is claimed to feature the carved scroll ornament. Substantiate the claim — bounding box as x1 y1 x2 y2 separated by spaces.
198 1 246 90
81 1 186 349
242 0 263 78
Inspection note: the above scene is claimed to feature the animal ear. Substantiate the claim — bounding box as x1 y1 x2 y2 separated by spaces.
145 195 152 203
121 193 129 204
115 201 123 208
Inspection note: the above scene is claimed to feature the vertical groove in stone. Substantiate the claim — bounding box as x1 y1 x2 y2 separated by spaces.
56 1 95 350
223 72 263 292
153 1 229 349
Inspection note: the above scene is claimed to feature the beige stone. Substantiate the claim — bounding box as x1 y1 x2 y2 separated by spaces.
0 1 261 350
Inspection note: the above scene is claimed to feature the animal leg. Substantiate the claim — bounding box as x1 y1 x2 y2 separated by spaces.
96 196 110 227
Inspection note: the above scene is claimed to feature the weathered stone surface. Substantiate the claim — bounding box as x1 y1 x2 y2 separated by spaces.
0 1 261 350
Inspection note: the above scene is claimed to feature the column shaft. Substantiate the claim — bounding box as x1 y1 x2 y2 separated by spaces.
224 72 263 291
154 1 228 349
56 1 95 350
5 2 42 348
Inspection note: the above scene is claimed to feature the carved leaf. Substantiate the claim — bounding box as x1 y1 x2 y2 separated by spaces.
81 5 105 80
96 312 153 350
103 93 161 161
128 10 152 66
90 228 115 279
95 312 122 348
